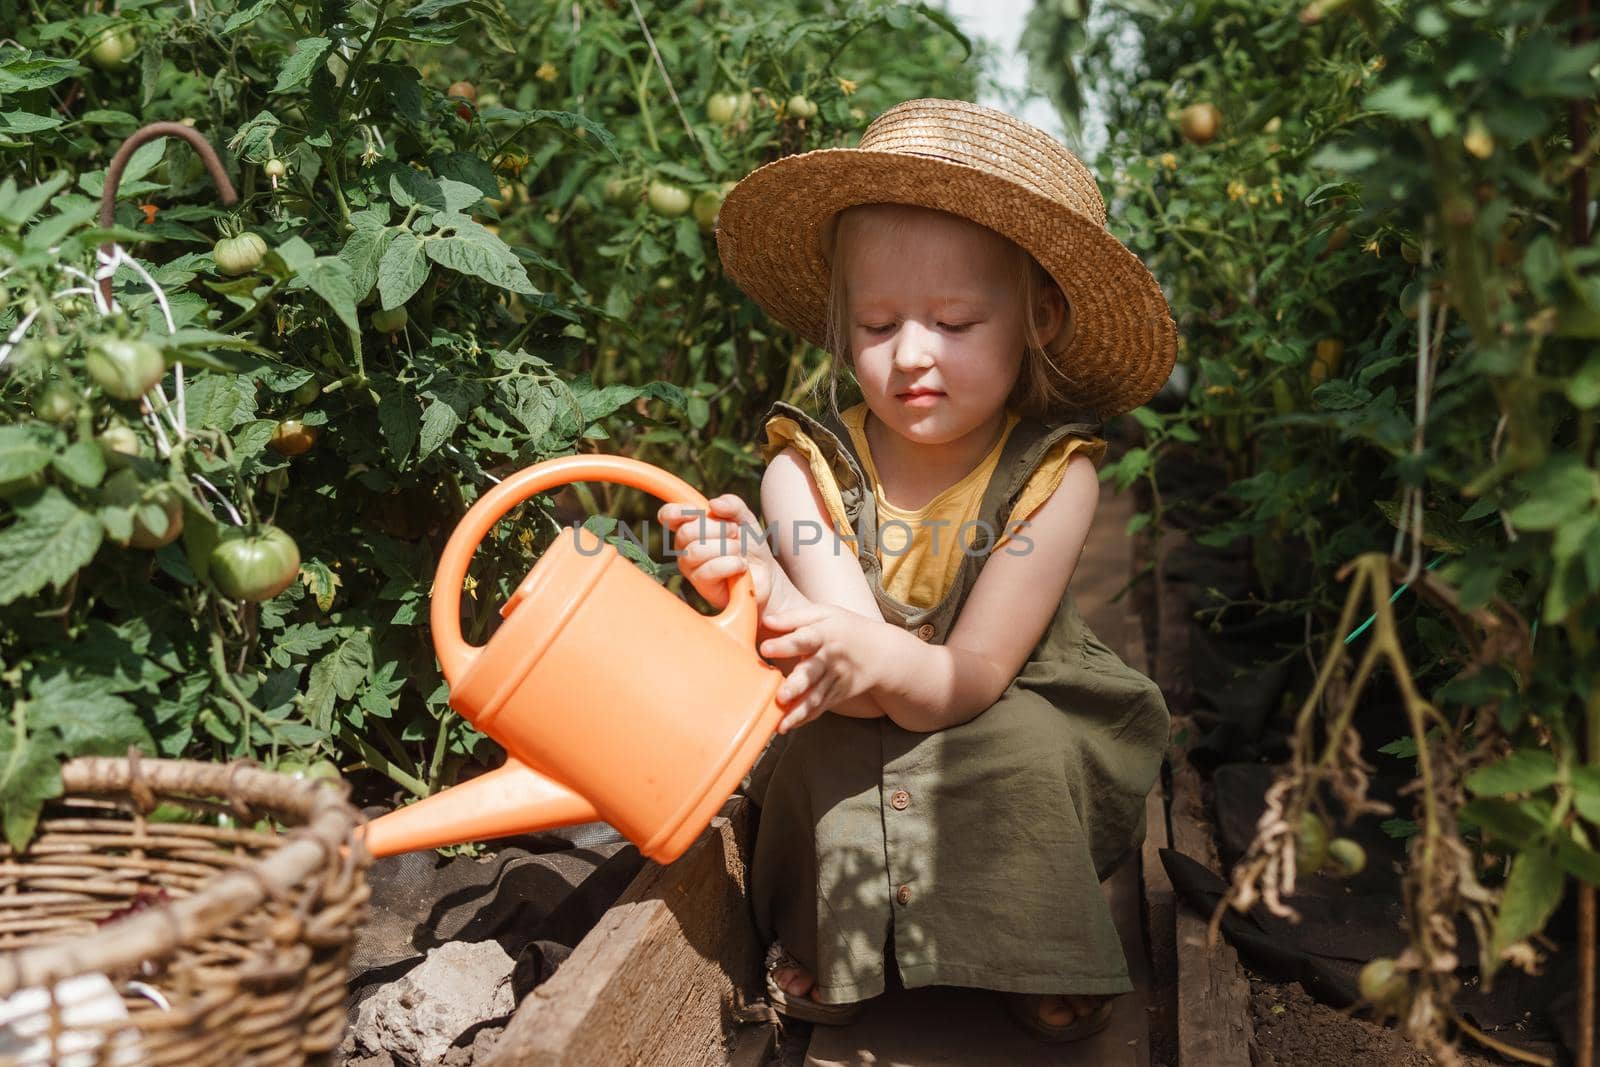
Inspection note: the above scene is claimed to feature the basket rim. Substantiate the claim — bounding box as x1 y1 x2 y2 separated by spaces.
0 755 368 996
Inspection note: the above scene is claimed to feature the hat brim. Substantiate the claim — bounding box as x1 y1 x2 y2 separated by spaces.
715 149 1177 420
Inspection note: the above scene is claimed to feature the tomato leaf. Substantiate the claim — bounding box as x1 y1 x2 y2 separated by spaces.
338 210 394 300
424 217 535 295
378 230 430 309
0 425 53 482
27 669 152 755
302 631 372 730
51 440 106 489
224 0 280 32
271 36 332 94
1490 849 1564 965
417 398 461 460
1465 749 1559 796
0 716 65 851
0 489 104 607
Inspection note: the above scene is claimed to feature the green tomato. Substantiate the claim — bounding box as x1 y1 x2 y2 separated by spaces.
214 232 267 276
371 305 409 333
691 182 732 231
1357 958 1409 1010
34 381 79 424
603 177 636 206
275 759 340 782
786 94 818 120
707 92 740 124
1326 838 1366 876
101 469 184 549
292 379 322 405
98 424 142 466
209 525 301 602
264 158 287 181
89 27 137 71
1295 812 1328 873
86 337 165 400
646 180 691 218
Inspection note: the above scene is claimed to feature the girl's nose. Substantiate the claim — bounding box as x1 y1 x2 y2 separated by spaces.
892 320 937 369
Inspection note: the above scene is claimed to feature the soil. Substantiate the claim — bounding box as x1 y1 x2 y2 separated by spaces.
1249 980 1509 1067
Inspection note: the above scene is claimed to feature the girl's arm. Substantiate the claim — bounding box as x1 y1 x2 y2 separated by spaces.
760 448 887 720
877 451 1101 732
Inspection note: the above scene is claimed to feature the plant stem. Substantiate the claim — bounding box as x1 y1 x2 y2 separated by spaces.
338 725 429 797
426 715 453 794
208 629 260 757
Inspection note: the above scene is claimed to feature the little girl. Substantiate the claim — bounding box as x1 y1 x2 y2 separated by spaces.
658 99 1175 1043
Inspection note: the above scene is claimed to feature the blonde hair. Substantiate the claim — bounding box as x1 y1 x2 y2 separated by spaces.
814 204 1079 425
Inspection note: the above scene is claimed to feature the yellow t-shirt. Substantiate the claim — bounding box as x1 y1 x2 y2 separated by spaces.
761 403 1106 609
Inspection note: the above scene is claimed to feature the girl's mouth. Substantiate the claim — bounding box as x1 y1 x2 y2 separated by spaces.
898 391 943 407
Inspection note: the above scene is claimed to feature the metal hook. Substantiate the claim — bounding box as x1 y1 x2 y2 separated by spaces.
97 121 239 306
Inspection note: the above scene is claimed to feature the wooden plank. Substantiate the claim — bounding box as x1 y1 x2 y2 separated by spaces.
1142 779 1179 1067
1151 532 1252 1067
485 797 768 1067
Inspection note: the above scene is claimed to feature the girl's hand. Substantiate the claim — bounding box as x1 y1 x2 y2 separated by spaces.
759 601 882 733
658 494 781 612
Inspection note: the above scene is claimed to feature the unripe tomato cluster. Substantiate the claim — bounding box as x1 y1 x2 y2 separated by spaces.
1295 812 1367 878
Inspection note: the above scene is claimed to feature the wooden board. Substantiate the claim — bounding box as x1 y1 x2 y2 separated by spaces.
484 797 773 1066
1151 532 1252 1067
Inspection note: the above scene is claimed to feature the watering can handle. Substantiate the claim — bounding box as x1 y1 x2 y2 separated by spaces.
432 454 760 685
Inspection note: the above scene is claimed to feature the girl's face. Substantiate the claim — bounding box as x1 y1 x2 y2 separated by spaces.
839 206 1055 446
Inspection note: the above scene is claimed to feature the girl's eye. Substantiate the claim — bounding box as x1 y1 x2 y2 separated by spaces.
939 322 975 333
860 323 895 335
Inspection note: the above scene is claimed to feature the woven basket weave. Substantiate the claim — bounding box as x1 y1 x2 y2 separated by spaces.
0 756 371 1065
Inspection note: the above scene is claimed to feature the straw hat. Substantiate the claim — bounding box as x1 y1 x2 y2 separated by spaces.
715 98 1177 420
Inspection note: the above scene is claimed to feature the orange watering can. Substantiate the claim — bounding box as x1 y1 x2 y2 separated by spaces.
358 455 785 862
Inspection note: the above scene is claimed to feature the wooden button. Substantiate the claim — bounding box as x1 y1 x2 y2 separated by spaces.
896 884 912 905
890 789 911 811
915 623 936 641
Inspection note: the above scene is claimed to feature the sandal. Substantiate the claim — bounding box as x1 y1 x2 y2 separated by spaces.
1003 992 1116 1043
764 942 864 1026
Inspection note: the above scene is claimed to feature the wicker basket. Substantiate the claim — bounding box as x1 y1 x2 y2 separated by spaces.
0 756 372 1066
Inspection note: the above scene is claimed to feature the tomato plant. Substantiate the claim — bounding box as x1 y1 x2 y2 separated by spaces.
0 0 975 849
1033 2 1600 1060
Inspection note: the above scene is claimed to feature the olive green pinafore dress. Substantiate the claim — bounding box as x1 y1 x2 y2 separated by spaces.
743 400 1170 1005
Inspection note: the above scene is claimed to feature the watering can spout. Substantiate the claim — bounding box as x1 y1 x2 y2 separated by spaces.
357 760 600 858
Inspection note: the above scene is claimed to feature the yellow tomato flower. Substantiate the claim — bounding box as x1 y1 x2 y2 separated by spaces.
463 574 479 599
1227 179 1247 201
536 62 559 82
1160 152 1178 170
837 77 858 96
1363 238 1382 256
